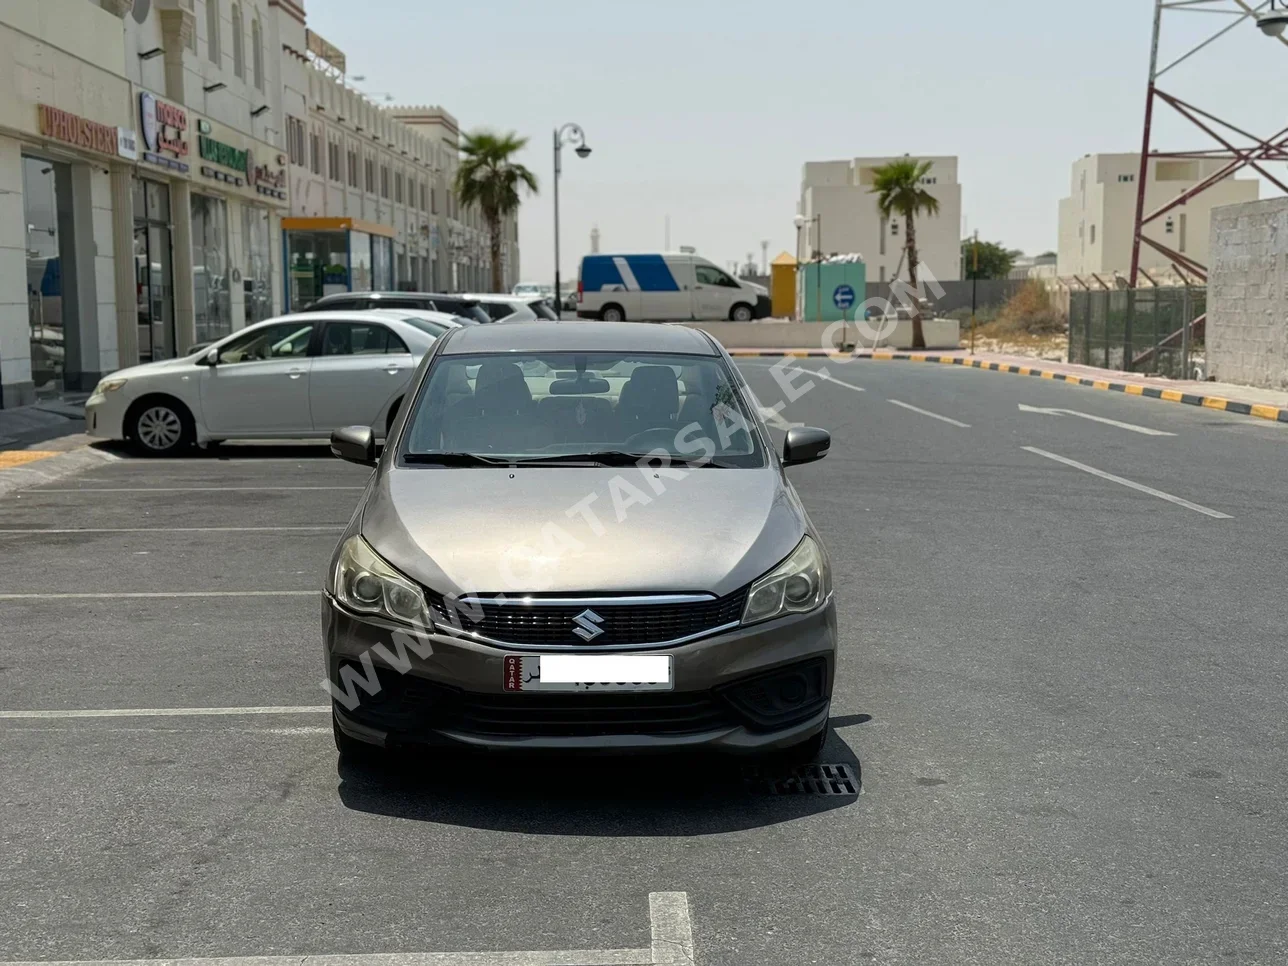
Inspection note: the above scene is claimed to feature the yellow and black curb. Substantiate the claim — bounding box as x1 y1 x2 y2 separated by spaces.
726 348 1288 424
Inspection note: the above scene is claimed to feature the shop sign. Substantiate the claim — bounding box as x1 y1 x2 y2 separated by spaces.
139 92 190 172
38 105 118 156
199 135 248 175
246 149 287 200
116 127 138 161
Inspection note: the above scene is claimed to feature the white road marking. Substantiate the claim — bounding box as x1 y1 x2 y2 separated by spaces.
0 891 692 966
650 892 697 966
0 590 319 600
812 370 866 394
736 360 867 393
0 706 330 719
1022 446 1233 519
888 399 971 428
0 526 343 534
1018 403 1176 437
32 486 363 493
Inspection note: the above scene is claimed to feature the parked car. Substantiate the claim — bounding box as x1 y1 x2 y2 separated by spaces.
463 293 561 323
512 281 555 303
577 252 772 322
302 291 492 325
85 310 464 455
324 320 837 764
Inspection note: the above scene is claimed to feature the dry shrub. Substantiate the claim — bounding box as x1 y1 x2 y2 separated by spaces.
980 281 1065 337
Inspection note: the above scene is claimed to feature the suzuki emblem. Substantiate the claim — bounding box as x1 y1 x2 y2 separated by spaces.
572 608 605 641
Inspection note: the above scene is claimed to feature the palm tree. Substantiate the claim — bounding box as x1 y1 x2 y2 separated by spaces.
453 130 538 292
870 158 940 349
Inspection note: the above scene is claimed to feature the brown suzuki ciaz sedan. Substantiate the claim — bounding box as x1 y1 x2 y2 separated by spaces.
324 321 837 764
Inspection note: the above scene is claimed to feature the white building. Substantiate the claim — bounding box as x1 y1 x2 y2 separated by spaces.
0 0 289 407
1057 153 1259 280
799 156 963 284
275 12 519 308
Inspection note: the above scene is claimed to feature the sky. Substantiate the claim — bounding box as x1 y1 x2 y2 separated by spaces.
305 0 1288 282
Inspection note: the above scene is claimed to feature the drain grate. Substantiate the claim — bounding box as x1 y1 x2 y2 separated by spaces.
745 762 860 796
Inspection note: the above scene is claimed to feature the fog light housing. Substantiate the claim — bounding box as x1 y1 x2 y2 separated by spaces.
719 658 829 731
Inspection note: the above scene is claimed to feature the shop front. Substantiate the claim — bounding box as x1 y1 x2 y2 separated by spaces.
132 89 288 359
10 104 137 400
283 218 396 311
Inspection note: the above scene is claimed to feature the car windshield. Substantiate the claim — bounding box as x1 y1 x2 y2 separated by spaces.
401 351 765 467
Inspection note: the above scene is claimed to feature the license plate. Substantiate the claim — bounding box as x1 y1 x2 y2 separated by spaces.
503 654 673 692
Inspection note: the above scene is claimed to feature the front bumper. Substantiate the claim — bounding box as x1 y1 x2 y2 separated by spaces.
84 392 127 441
323 594 837 754
754 294 773 319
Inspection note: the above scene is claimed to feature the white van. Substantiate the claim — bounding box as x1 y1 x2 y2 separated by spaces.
577 253 771 322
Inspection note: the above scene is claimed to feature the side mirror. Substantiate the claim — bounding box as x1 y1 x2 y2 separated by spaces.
331 425 377 466
783 427 830 467
197 347 219 366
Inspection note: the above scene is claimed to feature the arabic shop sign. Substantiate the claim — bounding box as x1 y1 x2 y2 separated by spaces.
139 92 189 171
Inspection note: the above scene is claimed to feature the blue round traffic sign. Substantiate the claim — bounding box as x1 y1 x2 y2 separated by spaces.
833 284 856 310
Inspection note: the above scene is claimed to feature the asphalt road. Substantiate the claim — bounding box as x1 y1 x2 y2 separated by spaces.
3 361 1288 965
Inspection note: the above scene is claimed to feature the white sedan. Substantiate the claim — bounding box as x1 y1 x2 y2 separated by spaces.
86 310 464 455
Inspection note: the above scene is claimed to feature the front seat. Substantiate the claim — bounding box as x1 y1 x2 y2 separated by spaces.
617 365 680 433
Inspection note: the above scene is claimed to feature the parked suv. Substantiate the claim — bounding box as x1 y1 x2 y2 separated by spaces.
304 292 491 325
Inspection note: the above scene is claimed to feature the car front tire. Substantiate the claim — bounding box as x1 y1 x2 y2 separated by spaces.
127 397 194 456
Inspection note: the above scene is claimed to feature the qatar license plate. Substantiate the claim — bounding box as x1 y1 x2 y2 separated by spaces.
503 654 673 692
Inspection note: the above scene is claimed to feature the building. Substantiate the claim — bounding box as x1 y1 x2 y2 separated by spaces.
798 156 963 284
275 14 519 309
0 0 288 407
1009 253 1058 281
1057 153 1259 281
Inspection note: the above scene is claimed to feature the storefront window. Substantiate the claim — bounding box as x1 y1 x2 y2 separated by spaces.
24 157 67 397
242 205 273 324
372 235 393 291
350 230 373 292
133 179 175 362
287 230 348 310
191 193 231 344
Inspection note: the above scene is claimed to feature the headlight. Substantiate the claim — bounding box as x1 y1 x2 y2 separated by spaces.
95 378 127 393
742 536 830 625
332 535 433 630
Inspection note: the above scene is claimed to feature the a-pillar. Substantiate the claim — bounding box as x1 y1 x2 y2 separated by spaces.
171 180 196 354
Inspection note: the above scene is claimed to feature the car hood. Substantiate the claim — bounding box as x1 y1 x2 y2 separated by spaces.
361 465 806 597
106 355 203 383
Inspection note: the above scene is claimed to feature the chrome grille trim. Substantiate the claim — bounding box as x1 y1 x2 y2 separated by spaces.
431 620 743 652
454 593 717 607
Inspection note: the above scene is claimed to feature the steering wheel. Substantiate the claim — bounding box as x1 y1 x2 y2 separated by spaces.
624 427 681 450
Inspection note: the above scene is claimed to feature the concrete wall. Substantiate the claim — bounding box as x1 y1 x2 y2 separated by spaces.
683 319 961 351
1208 197 1288 391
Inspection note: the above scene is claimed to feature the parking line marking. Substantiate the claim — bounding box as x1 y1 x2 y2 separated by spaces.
0 891 691 965
1022 446 1232 519
888 399 971 428
0 526 343 534
33 486 364 493
0 706 331 719
0 590 319 600
650 892 696 966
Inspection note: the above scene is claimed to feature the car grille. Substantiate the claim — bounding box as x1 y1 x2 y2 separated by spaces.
424 589 748 648
408 681 735 738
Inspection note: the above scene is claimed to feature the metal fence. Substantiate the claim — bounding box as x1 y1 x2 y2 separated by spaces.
1068 286 1206 378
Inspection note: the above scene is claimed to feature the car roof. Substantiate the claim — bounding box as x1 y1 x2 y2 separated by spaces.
462 294 535 304
312 291 473 303
265 310 423 323
364 308 465 325
440 321 718 356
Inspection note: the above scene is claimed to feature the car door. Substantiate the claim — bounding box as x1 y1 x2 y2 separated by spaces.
694 262 740 319
198 321 316 435
309 319 414 432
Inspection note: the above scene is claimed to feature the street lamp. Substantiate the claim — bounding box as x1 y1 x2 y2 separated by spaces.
1259 0 1288 36
554 123 591 314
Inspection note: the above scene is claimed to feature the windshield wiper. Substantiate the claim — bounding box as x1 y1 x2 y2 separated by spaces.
403 452 518 466
513 452 736 468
